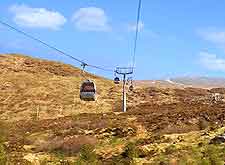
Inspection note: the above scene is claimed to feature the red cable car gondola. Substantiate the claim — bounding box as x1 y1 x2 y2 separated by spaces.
80 80 96 101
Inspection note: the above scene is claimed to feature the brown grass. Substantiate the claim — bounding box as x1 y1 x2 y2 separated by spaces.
0 54 121 122
36 135 97 154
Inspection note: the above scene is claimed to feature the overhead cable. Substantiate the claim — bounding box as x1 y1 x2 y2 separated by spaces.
0 20 114 73
132 0 142 70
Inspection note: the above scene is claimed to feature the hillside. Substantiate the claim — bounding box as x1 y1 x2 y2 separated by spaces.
0 54 121 122
1 54 225 164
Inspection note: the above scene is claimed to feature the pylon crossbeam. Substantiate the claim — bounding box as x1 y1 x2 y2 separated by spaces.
115 67 133 75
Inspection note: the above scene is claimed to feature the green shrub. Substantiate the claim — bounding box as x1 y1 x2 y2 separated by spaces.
156 144 225 165
164 144 177 155
152 154 169 165
0 122 7 164
40 158 49 165
71 114 81 121
54 150 66 160
0 122 7 142
109 137 123 147
123 142 140 159
204 145 224 165
79 144 97 163
111 156 132 165
0 145 7 165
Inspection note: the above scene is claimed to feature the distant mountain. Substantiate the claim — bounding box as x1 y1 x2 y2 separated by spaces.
135 76 225 89
170 76 225 88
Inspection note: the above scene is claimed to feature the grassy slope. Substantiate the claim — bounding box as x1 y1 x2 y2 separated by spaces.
1 54 225 164
0 54 121 121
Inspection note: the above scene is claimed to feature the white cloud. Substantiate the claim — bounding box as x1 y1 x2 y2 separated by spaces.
72 7 111 32
128 21 144 32
197 29 225 45
199 51 225 71
9 4 66 30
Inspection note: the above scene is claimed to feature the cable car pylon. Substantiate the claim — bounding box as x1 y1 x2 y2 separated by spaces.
115 67 133 112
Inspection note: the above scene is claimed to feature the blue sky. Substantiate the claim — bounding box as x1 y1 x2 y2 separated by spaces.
1 0 225 80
